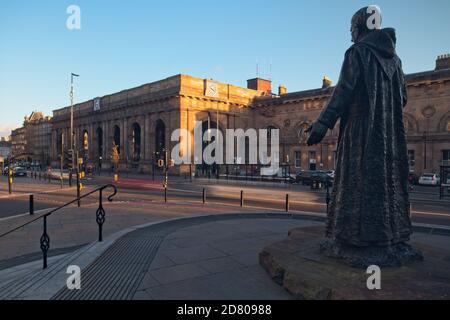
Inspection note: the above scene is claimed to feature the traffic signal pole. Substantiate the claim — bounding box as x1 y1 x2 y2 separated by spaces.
60 133 64 189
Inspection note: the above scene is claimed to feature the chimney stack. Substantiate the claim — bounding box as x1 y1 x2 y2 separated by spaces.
436 54 450 70
247 78 272 95
322 76 332 89
278 85 287 96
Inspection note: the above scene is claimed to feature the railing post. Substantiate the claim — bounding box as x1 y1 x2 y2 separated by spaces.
285 194 289 212
30 195 34 215
96 188 105 242
40 216 50 270
240 190 244 207
203 188 206 204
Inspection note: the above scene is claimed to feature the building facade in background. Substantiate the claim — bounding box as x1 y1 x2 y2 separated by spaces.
46 54 450 176
0 138 12 169
10 112 52 166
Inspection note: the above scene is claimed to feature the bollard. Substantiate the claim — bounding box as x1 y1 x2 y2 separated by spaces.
240 190 244 207
8 170 12 194
30 195 34 215
202 188 206 204
164 187 167 203
285 194 289 212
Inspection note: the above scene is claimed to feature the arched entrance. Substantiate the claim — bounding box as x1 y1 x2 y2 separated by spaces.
96 127 103 170
131 123 141 163
113 125 121 154
198 119 222 178
155 120 166 161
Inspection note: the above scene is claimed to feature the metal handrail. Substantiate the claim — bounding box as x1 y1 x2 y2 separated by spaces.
0 184 118 269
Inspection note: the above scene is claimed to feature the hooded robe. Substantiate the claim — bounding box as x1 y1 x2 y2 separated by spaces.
317 28 411 247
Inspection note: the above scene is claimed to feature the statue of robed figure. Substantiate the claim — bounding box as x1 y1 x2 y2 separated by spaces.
307 6 423 267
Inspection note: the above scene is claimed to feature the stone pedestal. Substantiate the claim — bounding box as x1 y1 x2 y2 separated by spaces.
259 226 450 300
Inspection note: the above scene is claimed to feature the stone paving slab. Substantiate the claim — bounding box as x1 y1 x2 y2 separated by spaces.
135 218 320 300
0 200 274 265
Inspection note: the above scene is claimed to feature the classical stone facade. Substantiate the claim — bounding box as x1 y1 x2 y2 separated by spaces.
10 112 52 165
50 56 450 176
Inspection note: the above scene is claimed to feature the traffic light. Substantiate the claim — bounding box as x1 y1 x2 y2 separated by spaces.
64 150 73 170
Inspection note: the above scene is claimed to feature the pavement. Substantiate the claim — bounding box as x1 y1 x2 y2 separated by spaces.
0 208 449 300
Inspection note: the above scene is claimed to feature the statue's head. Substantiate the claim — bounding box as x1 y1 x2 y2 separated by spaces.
351 5 382 43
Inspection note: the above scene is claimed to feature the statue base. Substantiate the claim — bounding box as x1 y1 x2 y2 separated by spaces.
259 226 450 300
319 240 424 268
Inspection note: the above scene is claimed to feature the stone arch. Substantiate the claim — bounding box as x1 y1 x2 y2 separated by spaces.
403 113 419 133
438 111 450 132
294 121 312 144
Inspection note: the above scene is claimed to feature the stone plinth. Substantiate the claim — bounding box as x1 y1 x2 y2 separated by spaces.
259 226 450 300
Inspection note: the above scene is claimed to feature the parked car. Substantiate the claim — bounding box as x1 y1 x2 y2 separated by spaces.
13 167 27 177
296 170 315 185
408 173 419 185
418 173 440 186
311 171 334 187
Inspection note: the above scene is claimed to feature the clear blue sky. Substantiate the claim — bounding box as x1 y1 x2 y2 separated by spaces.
1 0 449 136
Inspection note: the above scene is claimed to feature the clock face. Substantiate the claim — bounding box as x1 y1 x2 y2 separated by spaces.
205 82 219 98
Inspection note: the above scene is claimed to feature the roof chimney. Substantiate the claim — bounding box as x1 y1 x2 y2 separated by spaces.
247 78 272 95
278 85 287 96
322 76 332 89
436 54 450 70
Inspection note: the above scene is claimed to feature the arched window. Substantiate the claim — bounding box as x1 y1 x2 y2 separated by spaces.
113 125 121 154
96 127 103 159
131 123 141 162
298 123 310 144
83 130 89 151
155 120 166 160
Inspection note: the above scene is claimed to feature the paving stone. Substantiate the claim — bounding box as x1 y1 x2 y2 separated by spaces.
163 244 227 264
195 256 244 274
149 263 210 285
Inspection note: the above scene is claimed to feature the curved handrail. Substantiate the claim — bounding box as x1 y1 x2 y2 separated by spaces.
0 184 118 239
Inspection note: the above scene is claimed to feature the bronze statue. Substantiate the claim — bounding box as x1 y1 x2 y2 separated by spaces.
307 6 423 267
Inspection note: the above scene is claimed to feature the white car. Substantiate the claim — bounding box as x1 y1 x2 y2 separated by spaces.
418 173 440 186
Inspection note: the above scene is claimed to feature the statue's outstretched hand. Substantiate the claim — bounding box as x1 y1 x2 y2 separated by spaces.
306 121 328 146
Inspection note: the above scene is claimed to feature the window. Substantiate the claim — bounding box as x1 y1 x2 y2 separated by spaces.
295 151 301 168
447 120 450 132
443 150 450 166
408 150 415 169
309 151 317 171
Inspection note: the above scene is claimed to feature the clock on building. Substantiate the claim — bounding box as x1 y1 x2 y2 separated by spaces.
205 80 219 98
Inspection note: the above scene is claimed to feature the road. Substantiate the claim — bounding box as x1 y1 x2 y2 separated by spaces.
1 174 449 227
